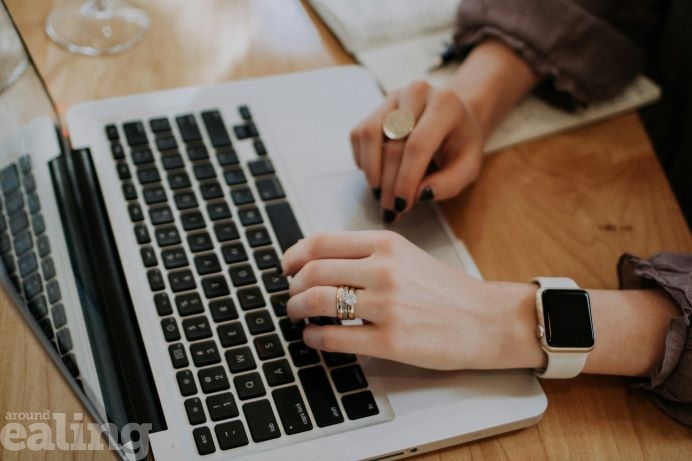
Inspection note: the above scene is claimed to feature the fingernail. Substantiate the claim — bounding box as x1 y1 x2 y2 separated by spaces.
372 188 381 200
418 186 434 202
394 196 407 212
382 209 396 223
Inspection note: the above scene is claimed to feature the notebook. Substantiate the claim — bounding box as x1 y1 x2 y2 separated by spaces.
0 3 545 460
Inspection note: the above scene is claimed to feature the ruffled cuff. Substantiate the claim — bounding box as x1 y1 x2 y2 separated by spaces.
617 253 692 427
453 0 645 106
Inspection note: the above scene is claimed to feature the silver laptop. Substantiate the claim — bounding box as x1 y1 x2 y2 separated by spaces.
0 3 545 460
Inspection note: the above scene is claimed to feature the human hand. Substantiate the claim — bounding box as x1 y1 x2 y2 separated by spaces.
282 230 540 370
350 81 484 222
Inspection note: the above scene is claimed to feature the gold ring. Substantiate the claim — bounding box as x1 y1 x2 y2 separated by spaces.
382 108 415 140
336 286 358 320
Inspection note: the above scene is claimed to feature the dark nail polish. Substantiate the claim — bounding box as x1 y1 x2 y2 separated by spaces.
372 188 381 200
382 209 396 223
394 196 407 212
418 186 435 202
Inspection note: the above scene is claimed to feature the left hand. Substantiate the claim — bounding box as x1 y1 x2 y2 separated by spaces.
281 230 537 370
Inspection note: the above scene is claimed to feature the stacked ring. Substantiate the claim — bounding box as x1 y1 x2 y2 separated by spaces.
336 286 358 320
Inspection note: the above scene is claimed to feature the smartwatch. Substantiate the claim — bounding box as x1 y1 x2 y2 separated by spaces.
533 277 595 379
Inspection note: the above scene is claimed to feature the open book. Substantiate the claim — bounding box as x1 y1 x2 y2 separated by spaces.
308 0 660 153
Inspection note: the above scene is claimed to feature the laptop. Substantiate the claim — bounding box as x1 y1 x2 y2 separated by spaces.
0 3 545 460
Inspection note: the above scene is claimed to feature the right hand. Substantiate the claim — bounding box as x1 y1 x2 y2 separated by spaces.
350 80 484 222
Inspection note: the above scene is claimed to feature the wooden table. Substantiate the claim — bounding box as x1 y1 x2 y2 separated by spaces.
2 1 691 460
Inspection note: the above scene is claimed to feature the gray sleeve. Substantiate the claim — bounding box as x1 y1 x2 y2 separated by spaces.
453 0 648 105
617 252 692 427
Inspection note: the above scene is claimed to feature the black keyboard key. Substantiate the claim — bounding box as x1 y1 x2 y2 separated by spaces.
194 253 221 275
143 186 167 204
149 205 173 226
23 272 42 299
111 142 125 160
136 166 161 185
22 174 36 193
238 105 252 121
221 243 247 264
155 135 178 152
27 193 40 213
9 210 29 235
207 201 231 221
322 351 358 368
341 391 379 420
231 187 254 206
254 334 284 361
263 359 294 387
213 221 239 242
238 206 263 226
289 342 320 367
161 317 181 342
229 264 256 287
6 191 23 214
185 397 207 425
217 322 247 348
246 309 274 335
28 295 48 319
122 182 137 200
254 248 279 270
237 286 265 311
265 201 303 252
175 292 204 316
188 232 213 252
161 152 185 170
209 298 237 322
169 343 189 368
46 279 61 304
233 124 250 140
331 364 368 393
279 317 303 342
155 226 181 246
140 246 158 268
225 346 256 373
31 214 45 235
176 369 197 396
18 252 37 277
150 117 171 133
39 318 53 340
201 275 230 299
190 340 221 367
192 427 215 455
13 231 33 257
51 303 67 328
206 392 239 422
194 162 216 181
161 247 189 269
134 224 151 243
1 164 20 194
168 172 191 189
253 139 267 156
201 110 232 148
105 124 119 140
176 114 203 143
223 167 246 186
273 385 313 435
256 177 285 201
200 181 223 200
182 315 212 341
234 372 266 400
217 147 239 166
214 420 249 451
248 159 274 177
187 144 209 161
131 147 154 165
116 162 131 180
198 366 230 394
56 329 73 354
298 366 344 427
246 227 271 247
262 272 289 293
123 121 148 146
174 190 198 210
154 292 173 316
181 211 206 231
270 293 289 317
62 353 80 378
168 269 196 292
242 400 281 443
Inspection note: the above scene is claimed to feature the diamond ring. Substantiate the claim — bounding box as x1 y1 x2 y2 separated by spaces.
336 286 358 320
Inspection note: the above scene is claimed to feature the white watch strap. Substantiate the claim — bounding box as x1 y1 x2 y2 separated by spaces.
533 277 590 379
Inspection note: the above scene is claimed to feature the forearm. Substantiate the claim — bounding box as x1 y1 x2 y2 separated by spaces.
445 38 539 143
494 282 679 377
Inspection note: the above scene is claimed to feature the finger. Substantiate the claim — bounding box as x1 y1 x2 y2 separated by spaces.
379 139 404 222
393 99 460 212
302 323 384 357
289 258 373 295
287 286 376 322
282 231 379 276
357 93 399 193
417 143 483 201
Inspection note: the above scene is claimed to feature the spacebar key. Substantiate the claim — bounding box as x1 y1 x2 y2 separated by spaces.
298 366 344 427
265 201 303 252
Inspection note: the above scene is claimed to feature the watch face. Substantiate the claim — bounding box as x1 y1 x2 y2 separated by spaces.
542 289 594 348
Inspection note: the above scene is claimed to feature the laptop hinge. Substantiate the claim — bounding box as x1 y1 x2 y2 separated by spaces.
49 147 166 435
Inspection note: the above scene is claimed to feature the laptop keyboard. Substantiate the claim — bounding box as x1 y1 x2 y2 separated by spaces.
0 155 81 381
106 106 381 455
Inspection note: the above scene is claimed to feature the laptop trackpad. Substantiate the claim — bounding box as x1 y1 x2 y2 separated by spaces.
298 170 470 270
